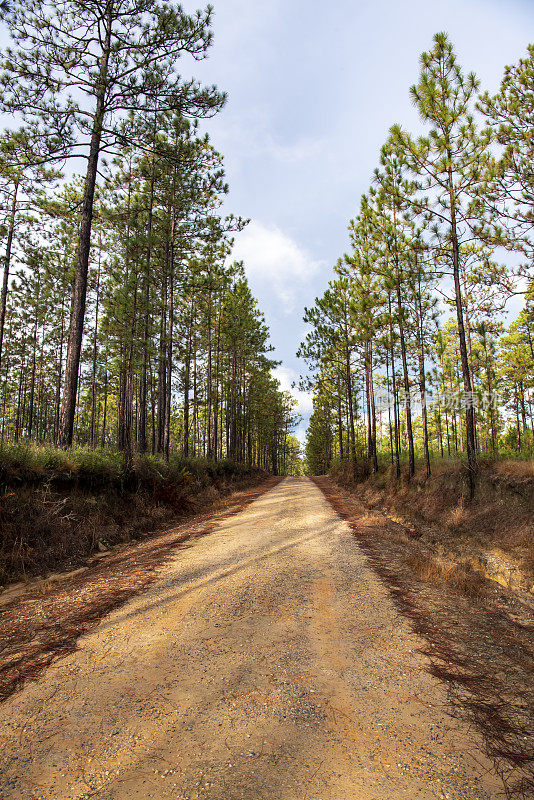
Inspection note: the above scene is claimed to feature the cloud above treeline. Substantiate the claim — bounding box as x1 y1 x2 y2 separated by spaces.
231 220 322 314
273 366 313 416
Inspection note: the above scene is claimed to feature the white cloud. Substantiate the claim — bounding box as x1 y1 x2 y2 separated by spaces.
293 424 308 447
207 104 326 166
262 131 325 164
273 365 313 417
231 220 322 313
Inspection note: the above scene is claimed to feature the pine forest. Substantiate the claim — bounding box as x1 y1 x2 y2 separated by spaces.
301 35 534 493
0 0 298 476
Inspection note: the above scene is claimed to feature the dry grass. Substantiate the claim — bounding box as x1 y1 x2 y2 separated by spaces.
332 458 534 593
314 476 534 800
447 501 468 527
492 460 534 480
407 553 488 598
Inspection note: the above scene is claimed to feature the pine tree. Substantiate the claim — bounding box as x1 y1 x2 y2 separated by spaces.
373 140 419 478
0 129 61 372
1 0 225 446
477 44 534 264
392 32 491 496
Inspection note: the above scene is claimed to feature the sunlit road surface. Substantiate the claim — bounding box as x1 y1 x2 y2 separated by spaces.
0 478 501 800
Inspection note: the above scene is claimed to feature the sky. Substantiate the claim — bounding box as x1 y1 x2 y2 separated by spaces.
1 0 533 445
182 0 534 444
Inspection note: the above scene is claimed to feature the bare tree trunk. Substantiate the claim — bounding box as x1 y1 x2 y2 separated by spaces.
156 270 168 454
164 263 173 461
337 371 344 461
388 296 401 479
212 296 223 462
182 300 194 457
396 284 415 477
206 268 213 458
391 199 415 478
482 337 497 455
90 247 101 448
27 283 40 440
386 351 394 465
138 127 157 453
100 370 108 448
368 341 378 473
415 271 431 478
515 386 522 454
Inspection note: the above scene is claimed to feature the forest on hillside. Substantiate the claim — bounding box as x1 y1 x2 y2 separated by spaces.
301 34 534 491
0 0 300 476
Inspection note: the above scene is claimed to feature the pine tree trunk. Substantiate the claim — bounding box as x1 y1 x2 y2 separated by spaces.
515 387 522 453
27 310 39 440
388 297 401 479
117 159 136 465
368 342 378 472
449 177 477 496
337 371 344 461
525 319 534 361
415 275 431 478
54 291 66 443
212 302 222 461
396 284 415 477
0 181 18 371
192 353 197 457
483 338 497 454
182 298 194 457
90 250 101 449
138 148 156 453
164 266 173 461
345 349 356 466
101 370 108 447
156 271 168 453
57 13 112 448
206 271 213 458
342 307 356 466
464 303 479 454
149 360 156 455
391 199 414 477
386 351 394 465
365 343 372 461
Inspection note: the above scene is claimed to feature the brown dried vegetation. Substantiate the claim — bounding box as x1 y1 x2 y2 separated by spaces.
331 458 534 592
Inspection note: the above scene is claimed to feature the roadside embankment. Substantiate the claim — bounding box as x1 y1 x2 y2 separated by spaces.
329 458 534 601
0 445 269 587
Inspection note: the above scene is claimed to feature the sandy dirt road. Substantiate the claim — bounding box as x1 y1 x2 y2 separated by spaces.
0 477 502 800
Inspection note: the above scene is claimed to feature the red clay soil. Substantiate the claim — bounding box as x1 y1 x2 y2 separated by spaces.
313 476 534 800
0 477 282 704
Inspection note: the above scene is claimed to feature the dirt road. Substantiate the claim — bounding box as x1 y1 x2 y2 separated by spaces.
0 477 502 800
